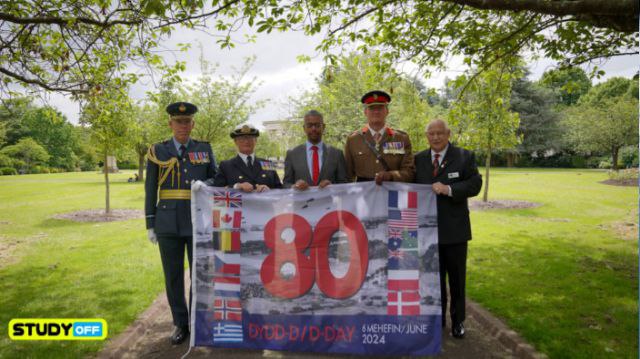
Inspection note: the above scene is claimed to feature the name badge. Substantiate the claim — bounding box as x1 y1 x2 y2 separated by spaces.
382 141 405 154
188 152 210 164
259 160 277 171
448 172 460 179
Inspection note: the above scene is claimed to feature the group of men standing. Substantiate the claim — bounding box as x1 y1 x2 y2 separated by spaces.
144 90 482 345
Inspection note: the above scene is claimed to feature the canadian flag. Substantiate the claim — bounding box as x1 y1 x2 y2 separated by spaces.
213 209 241 229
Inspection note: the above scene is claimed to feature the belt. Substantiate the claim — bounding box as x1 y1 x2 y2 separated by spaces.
159 189 191 200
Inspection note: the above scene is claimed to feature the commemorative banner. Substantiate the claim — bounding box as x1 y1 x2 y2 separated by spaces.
190 182 441 355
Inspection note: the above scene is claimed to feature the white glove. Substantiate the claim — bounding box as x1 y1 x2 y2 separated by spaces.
147 228 157 244
191 180 206 192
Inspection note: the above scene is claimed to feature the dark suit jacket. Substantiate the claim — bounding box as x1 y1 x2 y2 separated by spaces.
211 155 282 189
145 138 217 236
282 143 347 188
415 143 482 245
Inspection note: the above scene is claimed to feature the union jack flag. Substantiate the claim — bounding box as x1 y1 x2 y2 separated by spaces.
389 227 403 240
213 190 242 208
388 249 405 259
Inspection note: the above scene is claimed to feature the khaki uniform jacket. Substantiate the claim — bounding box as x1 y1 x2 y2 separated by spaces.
344 126 415 182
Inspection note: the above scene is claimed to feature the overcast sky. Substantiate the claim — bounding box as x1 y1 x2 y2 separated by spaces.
47 25 638 127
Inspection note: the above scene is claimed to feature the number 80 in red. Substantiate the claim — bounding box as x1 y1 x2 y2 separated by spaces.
259 210 369 299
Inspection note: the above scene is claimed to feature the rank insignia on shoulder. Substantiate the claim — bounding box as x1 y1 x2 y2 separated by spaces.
382 141 405 154
259 160 277 171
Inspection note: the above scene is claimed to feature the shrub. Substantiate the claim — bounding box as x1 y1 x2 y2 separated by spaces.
0 167 17 175
608 168 639 181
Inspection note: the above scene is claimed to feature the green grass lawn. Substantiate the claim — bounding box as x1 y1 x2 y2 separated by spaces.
0 169 636 358
0 171 164 358
468 168 638 358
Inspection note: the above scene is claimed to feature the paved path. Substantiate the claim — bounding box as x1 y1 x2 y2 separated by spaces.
97 288 546 359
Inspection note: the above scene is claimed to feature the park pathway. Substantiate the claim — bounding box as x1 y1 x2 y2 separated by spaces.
96 278 546 359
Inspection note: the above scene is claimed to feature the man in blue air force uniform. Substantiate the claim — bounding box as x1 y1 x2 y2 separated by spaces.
145 101 217 345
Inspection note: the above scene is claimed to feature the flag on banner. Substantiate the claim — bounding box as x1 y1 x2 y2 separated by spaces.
214 298 242 321
388 269 420 291
387 291 421 315
214 254 241 275
213 231 241 252
213 191 242 208
401 230 418 249
213 322 243 343
388 208 418 229
388 250 420 270
388 190 417 209
212 209 242 230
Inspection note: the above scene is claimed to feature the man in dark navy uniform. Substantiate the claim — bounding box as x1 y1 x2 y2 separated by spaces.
145 101 217 345
208 123 281 191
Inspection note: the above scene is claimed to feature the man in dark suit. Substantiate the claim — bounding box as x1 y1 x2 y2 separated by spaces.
414 119 482 339
145 101 217 345
283 110 347 190
210 123 282 191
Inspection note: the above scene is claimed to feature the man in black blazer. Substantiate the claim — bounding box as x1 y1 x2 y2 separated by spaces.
210 124 282 191
283 110 347 190
414 119 482 339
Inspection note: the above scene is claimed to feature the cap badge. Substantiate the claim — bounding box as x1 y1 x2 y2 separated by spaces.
178 104 186 112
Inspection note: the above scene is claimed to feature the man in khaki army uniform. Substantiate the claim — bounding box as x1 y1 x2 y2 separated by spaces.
344 90 415 184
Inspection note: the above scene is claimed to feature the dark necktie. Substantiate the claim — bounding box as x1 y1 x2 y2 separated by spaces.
311 145 319 185
247 155 253 169
432 153 440 177
179 144 186 159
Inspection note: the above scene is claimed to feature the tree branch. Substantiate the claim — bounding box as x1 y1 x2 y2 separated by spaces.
0 66 87 94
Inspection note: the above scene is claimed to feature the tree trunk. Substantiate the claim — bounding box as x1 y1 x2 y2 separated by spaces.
506 152 515 167
612 146 619 171
104 152 110 214
138 152 145 181
483 151 491 202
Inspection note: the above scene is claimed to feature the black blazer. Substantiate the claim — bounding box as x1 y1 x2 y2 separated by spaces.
415 143 482 244
211 155 282 189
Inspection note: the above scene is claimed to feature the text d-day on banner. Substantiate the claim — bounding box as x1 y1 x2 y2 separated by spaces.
190 182 441 355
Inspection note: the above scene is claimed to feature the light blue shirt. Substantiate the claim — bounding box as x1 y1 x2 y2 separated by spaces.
172 137 192 154
306 141 324 179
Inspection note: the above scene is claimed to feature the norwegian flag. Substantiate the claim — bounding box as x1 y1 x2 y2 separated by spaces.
213 190 242 208
214 298 242 321
387 291 421 315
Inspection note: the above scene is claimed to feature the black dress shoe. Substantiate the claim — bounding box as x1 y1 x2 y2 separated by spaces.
452 322 465 339
170 325 190 345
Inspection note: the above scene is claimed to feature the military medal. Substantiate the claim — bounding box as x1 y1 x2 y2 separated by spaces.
259 160 277 171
